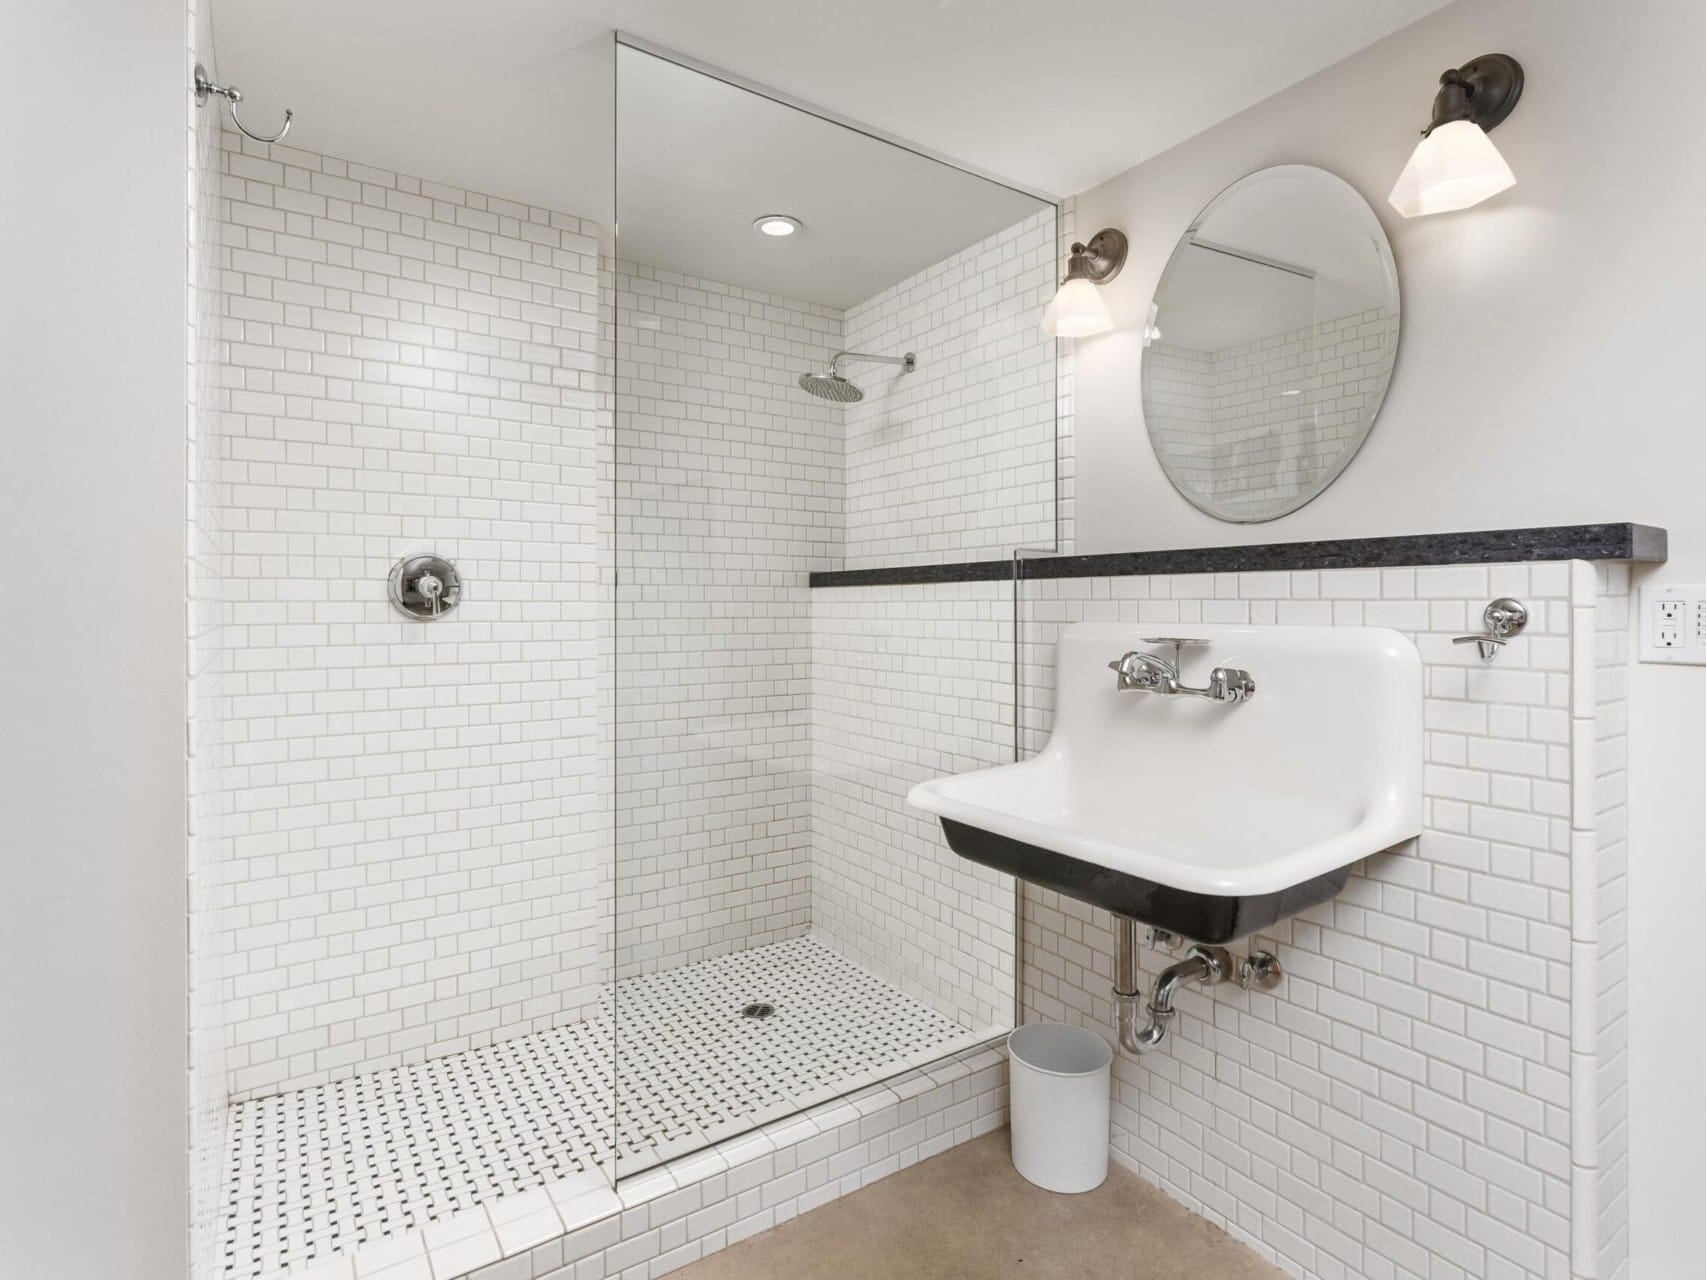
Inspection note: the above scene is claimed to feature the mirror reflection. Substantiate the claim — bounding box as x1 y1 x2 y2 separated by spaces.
1141 165 1399 522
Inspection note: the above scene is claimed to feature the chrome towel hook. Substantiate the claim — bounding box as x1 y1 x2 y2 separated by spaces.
194 63 293 144
1453 597 1528 661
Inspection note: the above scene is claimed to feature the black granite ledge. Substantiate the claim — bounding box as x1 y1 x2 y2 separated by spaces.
807 523 1667 589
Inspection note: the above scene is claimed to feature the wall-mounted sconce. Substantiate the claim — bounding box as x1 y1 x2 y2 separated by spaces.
1042 228 1127 337
1388 53 1523 218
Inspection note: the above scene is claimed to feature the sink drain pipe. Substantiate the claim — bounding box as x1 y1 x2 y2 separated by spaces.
1113 917 1233 1054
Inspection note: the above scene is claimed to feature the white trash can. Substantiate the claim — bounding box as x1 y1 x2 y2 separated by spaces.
1006 1021 1112 1194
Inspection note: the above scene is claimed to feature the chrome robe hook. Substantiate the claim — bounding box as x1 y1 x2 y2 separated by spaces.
194 63 293 144
1453 598 1528 661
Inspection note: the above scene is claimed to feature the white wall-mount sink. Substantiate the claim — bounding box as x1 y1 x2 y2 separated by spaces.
908 623 1423 941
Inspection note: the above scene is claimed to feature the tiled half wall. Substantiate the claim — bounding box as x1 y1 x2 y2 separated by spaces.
813 558 1631 1280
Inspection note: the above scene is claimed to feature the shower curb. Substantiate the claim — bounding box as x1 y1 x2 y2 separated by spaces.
255 1042 1009 1280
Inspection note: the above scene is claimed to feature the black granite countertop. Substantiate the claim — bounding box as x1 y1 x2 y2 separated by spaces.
808 523 1667 589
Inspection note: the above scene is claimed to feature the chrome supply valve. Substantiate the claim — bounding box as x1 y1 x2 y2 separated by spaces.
1238 951 1283 991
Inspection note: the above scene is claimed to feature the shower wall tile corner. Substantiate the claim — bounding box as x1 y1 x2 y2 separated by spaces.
611 260 841 981
841 207 1059 567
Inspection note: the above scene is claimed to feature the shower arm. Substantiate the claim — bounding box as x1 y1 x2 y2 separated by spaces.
829 350 917 376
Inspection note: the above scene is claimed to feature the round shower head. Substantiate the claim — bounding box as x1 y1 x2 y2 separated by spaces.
798 370 864 403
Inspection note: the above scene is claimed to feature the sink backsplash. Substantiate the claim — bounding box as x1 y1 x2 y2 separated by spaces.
811 559 1630 1280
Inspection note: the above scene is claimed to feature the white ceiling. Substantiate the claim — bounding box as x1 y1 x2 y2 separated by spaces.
616 46 1045 308
211 0 1448 303
212 0 1451 201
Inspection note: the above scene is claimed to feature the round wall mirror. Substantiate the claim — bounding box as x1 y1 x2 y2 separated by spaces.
1141 165 1399 522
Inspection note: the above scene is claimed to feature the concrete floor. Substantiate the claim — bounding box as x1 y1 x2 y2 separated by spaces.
667 1130 1284 1280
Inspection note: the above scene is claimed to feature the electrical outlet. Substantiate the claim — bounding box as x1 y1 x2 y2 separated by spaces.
1639 585 1706 664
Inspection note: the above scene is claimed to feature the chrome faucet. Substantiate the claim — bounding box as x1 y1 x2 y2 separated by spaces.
1107 637 1255 704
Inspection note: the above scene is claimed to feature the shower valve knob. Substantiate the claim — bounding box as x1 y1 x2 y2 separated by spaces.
388 555 461 620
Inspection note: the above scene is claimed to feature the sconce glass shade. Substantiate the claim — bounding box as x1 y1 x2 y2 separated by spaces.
1042 276 1112 338
1387 119 1515 218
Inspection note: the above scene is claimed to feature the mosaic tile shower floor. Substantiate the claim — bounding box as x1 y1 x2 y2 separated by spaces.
220 937 990 1279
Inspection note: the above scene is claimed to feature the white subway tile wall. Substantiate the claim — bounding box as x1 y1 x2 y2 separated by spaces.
209 143 1046 1093
187 7 232 1276
1591 563 1630 1280
1014 562 1624 1280
215 139 610 1099
1141 343 1217 493
196 128 1056 1272
1144 306 1398 520
611 261 841 980
841 209 1059 567
809 583 1017 1035
1054 197 1076 555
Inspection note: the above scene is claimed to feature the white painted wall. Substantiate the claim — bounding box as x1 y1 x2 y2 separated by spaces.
1065 1 1706 1271
0 1 188 1276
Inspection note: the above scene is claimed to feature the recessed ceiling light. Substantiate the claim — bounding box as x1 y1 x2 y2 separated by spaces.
753 215 801 237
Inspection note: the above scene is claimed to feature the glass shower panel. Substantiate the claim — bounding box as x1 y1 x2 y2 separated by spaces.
612 38 1055 1178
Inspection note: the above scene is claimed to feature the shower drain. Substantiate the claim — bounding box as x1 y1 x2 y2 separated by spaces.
741 1002 776 1020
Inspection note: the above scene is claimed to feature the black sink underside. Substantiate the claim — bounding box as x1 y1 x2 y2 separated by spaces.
940 818 1352 944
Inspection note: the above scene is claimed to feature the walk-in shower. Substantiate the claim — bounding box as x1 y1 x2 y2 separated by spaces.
798 350 917 402
187 20 1057 1280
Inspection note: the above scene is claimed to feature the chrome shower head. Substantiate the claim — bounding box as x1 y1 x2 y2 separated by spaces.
798 369 864 403
796 350 915 404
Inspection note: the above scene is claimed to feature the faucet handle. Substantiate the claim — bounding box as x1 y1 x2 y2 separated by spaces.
1109 651 1173 692
1207 666 1256 703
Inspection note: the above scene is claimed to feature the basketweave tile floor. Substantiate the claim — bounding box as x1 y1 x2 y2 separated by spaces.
220 937 992 1280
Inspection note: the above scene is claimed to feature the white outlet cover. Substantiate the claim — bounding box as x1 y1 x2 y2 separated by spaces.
1638 584 1706 664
